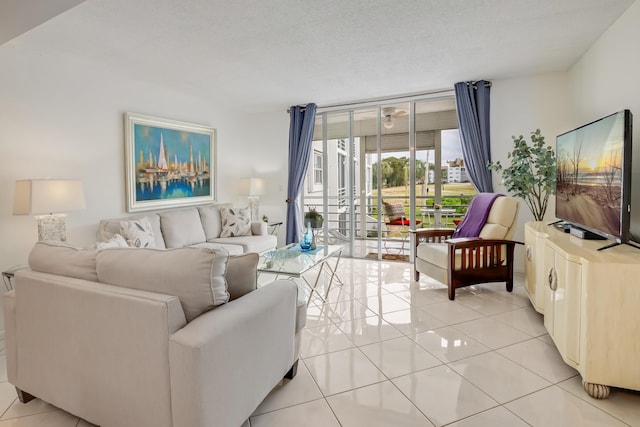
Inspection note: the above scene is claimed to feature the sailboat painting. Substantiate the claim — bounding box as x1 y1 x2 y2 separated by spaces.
124 113 216 212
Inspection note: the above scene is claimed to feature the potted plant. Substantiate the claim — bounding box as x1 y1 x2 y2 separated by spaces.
488 129 556 221
304 206 324 229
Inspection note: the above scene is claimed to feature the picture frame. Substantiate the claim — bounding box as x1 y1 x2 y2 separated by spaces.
124 112 216 212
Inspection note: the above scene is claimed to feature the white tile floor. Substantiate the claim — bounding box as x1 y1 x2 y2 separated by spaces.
0 258 639 426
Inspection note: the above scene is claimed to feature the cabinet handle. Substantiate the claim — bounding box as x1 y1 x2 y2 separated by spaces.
526 246 532 261
548 267 558 291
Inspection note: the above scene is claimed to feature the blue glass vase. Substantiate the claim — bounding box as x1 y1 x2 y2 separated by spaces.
300 222 314 251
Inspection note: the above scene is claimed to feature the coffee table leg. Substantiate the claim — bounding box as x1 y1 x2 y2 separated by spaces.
302 250 344 306
323 250 344 297
303 262 327 306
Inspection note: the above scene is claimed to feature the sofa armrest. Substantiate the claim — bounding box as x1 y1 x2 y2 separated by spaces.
169 280 297 427
251 221 268 236
12 271 186 427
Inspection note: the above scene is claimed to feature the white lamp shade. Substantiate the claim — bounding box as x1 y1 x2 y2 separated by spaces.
13 179 86 215
238 178 265 196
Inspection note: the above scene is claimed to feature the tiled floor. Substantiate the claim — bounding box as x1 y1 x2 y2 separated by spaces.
1 258 639 426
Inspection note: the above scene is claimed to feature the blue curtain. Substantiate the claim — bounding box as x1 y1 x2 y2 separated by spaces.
454 80 494 192
286 103 317 244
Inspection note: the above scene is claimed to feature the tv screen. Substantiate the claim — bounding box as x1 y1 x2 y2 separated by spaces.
555 110 632 242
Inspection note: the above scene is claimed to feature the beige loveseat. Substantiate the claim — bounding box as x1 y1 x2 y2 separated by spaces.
3 241 305 427
97 203 277 255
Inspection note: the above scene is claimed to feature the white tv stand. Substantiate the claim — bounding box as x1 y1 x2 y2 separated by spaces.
524 221 640 399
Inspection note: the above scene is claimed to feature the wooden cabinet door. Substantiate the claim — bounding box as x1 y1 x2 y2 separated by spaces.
544 245 581 366
524 224 545 313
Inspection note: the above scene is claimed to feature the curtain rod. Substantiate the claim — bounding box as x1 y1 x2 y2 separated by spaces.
462 80 492 88
284 82 491 114
286 104 307 114
285 87 458 114
318 87 455 111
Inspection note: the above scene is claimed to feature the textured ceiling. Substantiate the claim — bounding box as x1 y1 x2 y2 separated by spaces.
1 0 634 113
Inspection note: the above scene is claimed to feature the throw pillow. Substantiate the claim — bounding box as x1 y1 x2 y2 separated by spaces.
96 247 229 322
226 253 258 301
95 233 128 250
383 201 405 221
219 207 252 238
120 217 155 248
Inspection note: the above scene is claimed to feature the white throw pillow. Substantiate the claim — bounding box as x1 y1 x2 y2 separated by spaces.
219 207 252 238
120 217 156 248
95 233 129 250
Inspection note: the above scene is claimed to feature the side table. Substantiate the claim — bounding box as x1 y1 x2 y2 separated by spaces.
2 265 30 291
268 222 283 236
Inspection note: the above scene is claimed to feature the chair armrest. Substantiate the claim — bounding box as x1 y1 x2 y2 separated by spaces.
169 280 297 427
411 228 455 252
446 238 523 249
410 228 455 239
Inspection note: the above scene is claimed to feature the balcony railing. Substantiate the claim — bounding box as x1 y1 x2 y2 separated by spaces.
303 194 474 243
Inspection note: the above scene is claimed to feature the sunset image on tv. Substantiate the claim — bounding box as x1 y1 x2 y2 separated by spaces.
556 113 625 237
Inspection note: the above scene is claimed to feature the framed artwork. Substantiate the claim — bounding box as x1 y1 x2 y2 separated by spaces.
124 112 216 212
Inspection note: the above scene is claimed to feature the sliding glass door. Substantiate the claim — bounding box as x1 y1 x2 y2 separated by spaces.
303 96 474 260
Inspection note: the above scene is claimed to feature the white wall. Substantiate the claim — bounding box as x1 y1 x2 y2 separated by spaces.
0 35 290 330
490 71 571 271
488 0 640 269
567 0 640 241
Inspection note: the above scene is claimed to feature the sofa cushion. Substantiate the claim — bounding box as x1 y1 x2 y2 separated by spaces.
120 217 156 248
28 241 98 282
226 253 258 301
198 203 232 240
96 247 229 322
210 235 277 254
220 207 252 237
160 209 207 248
191 242 244 255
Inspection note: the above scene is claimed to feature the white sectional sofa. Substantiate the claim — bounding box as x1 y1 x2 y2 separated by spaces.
97 203 277 255
4 241 305 427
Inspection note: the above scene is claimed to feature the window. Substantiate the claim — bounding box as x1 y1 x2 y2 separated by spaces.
308 150 323 192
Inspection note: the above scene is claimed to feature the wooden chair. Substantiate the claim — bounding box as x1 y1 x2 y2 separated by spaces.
410 195 521 300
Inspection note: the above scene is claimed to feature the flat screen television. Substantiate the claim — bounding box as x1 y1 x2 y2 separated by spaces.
555 110 633 245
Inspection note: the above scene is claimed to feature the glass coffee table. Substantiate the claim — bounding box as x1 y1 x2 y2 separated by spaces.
258 244 344 305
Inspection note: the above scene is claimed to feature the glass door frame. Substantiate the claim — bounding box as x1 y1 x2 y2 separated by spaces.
304 91 457 261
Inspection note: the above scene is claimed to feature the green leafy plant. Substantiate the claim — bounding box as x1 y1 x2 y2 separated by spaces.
304 206 324 228
488 129 556 221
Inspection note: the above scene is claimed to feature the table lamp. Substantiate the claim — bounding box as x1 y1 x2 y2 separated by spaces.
239 178 265 221
13 179 86 242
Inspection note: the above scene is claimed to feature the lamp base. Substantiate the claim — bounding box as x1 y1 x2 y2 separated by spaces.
36 214 67 242
248 196 260 222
